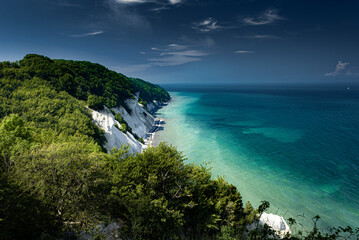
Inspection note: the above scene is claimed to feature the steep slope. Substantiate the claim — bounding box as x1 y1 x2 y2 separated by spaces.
92 94 162 153
92 107 143 153
116 95 155 138
0 54 170 152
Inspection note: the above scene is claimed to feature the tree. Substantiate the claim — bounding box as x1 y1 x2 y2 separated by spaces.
106 143 251 239
14 142 109 228
87 94 104 110
0 114 33 172
0 172 59 240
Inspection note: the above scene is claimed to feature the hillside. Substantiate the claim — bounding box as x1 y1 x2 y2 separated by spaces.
0 55 254 239
0 55 355 240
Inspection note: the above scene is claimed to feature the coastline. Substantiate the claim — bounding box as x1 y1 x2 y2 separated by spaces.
143 100 170 149
147 90 359 231
143 94 292 237
144 118 164 148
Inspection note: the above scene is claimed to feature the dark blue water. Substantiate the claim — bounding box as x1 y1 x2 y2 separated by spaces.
154 86 359 231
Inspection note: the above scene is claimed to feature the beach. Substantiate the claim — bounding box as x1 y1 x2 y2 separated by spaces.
145 118 165 148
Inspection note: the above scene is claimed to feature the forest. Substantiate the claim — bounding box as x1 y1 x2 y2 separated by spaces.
0 55 357 239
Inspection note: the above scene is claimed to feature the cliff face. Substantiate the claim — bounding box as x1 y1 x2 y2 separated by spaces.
91 95 161 153
114 97 155 139
145 100 161 113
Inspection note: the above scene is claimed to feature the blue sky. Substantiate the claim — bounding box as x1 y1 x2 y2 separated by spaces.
1 0 359 85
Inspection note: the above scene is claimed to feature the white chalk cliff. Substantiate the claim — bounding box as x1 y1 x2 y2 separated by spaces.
91 95 160 153
259 213 291 238
114 97 155 139
145 100 161 113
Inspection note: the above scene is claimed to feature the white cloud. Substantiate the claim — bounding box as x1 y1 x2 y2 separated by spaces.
243 9 283 26
115 0 148 3
167 43 187 50
169 0 181 4
235 50 254 54
325 61 350 76
193 10 283 33
148 43 209 66
114 0 181 5
106 0 182 28
111 42 209 75
148 55 201 66
192 17 223 32
70 31 104 37
161 50 208 57
237 34 280 39
106 0 151 29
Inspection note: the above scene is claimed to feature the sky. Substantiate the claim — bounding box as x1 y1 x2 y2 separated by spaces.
1 0 359 85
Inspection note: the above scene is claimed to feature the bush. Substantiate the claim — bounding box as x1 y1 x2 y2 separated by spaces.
87 94 104 110
138 100 147 106
114 113 124 124
120 123 128 133
106 143 250 239
0 172 60 240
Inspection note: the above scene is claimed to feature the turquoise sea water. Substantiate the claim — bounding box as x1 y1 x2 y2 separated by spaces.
153 88 359 231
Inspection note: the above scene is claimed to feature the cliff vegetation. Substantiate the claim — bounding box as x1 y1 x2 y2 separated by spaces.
0 55 357 239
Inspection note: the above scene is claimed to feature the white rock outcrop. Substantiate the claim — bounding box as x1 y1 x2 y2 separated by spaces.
91 95 159 153
91 106 143 153
259 213 291 238
114 97 155 139
145 100 161 113
80 222 120 240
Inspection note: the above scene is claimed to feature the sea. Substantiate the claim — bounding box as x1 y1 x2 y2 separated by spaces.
152 84 359 232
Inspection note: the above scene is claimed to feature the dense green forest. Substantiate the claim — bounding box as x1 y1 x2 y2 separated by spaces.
0 55 357 239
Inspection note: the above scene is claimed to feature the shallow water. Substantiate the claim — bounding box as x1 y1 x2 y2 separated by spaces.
153 90 359 231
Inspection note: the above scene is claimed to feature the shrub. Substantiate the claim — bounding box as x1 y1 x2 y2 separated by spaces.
87 94 104 110
114 113 124 124
120 123 128 133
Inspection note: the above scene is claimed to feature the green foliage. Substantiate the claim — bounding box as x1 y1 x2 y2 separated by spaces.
138 99 147 106
114 112 132 134
0 77 106 149
0 172 60 240
120 123 128 133
130 77 171 103
0 54 169 112
0 114 33 172
114 112 125 124
14 142 108 225
0 54 357 240
138 137 145 144
87 94 105 110
105 143 251 239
